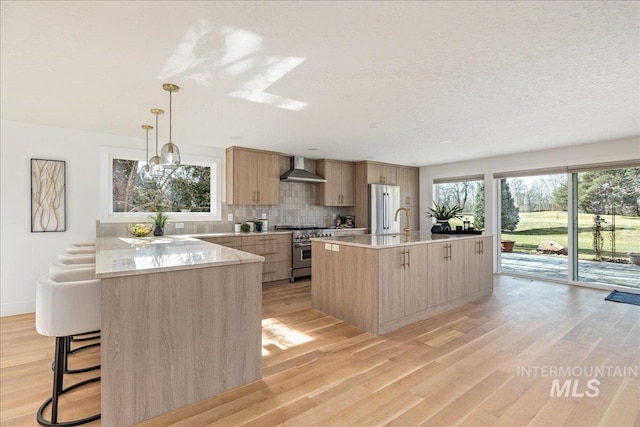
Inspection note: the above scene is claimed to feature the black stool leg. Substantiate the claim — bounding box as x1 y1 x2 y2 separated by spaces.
37 336 101 426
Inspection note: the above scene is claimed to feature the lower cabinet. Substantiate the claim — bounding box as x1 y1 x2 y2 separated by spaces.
312 237 493 335
378 245 429 323
464 237 493 295
199 233 292 283
428 240 465 304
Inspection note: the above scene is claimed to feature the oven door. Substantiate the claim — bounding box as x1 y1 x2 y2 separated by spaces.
292 242 312 269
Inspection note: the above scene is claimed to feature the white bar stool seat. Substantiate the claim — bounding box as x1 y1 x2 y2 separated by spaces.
57 253 96 262
36 268 101 426
62 246 95 255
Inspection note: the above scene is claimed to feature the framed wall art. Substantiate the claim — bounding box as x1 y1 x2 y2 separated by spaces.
31 159 66 232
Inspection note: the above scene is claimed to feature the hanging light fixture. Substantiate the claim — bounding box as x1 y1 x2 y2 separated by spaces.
149 108 165 178
140 124 154 182
161 83 181 169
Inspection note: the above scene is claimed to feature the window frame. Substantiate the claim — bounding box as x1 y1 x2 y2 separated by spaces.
99 146 222 223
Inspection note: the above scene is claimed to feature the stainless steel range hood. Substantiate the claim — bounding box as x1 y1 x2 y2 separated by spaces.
280 156 327 183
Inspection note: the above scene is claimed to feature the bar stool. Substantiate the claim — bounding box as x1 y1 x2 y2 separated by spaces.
36 268 101 426
62 246 95 255
49 261 100 374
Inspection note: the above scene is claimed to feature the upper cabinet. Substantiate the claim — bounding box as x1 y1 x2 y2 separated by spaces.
366 162 397 185
226 146 280 205
316 159 356 206
396 167 419 207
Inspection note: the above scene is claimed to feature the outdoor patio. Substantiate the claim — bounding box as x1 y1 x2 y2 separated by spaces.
501 252 640 289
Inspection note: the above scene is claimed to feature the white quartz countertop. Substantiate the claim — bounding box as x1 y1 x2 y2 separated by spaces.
96 235 265 278
311 232 490 249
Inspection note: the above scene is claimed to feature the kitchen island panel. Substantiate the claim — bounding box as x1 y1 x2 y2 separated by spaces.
101 261 262 426
311 242 378 334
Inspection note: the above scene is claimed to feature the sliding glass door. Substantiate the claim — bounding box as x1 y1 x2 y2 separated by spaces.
499 174 569 282
573 167 640 289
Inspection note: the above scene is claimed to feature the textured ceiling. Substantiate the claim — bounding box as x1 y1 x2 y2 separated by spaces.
1 1 638 166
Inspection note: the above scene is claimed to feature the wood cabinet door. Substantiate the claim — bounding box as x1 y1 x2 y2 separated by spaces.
397 167 419 207
232 149 258 205
378 248 405 323
404 244 429 314
256 152 280 205
464 237 492 294
367 163 396 185
447 240 465 300
427 241 451 307
340 162 356 206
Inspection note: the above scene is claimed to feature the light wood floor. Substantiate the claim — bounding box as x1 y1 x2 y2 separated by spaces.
1 276 639 426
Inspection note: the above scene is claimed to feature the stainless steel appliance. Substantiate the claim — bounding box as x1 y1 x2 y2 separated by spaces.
275 225 336 282
369 184 401 234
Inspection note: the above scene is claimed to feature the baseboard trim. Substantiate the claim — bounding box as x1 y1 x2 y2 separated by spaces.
1 300 35 317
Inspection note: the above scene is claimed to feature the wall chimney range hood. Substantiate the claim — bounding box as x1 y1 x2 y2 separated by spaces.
280 156 327 183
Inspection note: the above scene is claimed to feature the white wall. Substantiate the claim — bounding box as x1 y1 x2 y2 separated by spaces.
419 137 640 271
0 120 225 316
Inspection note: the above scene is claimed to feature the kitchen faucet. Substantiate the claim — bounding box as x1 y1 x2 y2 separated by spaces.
394 207 411 237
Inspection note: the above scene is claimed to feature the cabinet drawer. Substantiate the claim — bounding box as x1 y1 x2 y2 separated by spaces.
262 261 290 282
199 236 241 248
249 243 291 263
242 234 291 246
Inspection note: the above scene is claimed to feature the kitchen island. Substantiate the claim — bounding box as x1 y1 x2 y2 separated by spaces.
311 232 493 335
96 235 264 426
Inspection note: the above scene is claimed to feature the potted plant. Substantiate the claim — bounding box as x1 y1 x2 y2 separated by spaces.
151 211 169 236
254 220 263 232
425 202 463 233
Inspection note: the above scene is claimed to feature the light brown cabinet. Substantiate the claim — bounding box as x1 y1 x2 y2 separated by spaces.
312 236 493 335
199 233 292 282
427 240 464 305
367 162 397 185
316 159 355 206
379 244 430 323
396 166 420 232
226 146 280 205
464 237 493 295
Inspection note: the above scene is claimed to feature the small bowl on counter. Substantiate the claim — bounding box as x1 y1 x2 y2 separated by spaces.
128 224 153 238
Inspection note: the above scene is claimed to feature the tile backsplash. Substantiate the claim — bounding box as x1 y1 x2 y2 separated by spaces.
97 157 351 237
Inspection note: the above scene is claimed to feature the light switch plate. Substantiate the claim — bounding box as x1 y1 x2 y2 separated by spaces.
227 213 233 221
175 222 185 229
332 244 340 252
325 243 332 250
262 213 267 219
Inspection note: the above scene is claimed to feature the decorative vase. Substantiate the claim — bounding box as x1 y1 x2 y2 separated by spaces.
153 226 164 236
431 220 451 233
255 223 263 232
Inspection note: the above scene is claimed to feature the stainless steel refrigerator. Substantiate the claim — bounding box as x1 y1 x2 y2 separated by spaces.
369 184 401 234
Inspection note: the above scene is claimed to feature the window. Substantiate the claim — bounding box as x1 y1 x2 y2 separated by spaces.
433 177 484 229
100 147 222 222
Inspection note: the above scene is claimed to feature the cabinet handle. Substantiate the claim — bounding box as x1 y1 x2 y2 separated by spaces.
479 240 484 254
447 244 452 261
257 191 261 203
443 245 448 260
400 249 406 267
253 192 257 203
406 249 410 268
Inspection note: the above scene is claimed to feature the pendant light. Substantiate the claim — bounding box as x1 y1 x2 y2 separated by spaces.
140 124 154 182
149 108 165 178
160 83 181 169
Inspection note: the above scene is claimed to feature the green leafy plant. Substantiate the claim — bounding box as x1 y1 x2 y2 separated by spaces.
425 202 463 221
150 210 169 227
240 223 251 233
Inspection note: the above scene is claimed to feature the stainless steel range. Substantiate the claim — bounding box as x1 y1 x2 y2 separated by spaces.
275 225 336 282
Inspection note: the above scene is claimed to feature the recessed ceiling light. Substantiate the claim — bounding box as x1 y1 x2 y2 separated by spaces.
369 123 382 128
439 140 452 144
308 148 318 151
231 136 243 140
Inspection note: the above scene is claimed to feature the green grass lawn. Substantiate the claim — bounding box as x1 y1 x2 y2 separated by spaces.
497 211 640 260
